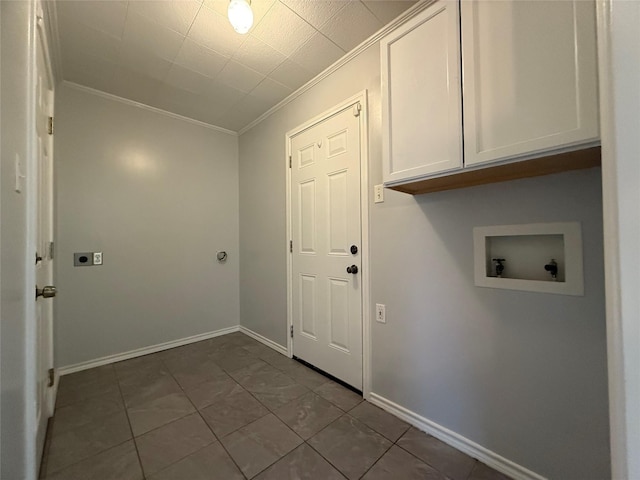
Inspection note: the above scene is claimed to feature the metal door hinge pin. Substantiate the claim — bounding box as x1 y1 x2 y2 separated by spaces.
290 325 294 338
47 116 54 135
48 368 55 387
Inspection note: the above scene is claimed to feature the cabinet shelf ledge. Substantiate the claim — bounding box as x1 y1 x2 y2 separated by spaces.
387 146 601 195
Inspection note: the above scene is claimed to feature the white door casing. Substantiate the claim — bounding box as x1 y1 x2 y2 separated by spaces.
34 5 55 464
287 96 367 391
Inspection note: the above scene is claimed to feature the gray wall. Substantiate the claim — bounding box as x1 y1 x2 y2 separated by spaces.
238 44 610 478
1 1 33 477
55 84 240 368
239 49 382 345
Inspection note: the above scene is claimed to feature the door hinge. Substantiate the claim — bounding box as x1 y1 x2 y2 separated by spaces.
48 368 55 387
353 102 361 117
47 116 54 135
289 240 293 253
290 325 294 338
48 241 54 260
289 155 292 168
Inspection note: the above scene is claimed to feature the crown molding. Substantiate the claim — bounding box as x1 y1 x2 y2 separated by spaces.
62 81 238 136
237 0 435 135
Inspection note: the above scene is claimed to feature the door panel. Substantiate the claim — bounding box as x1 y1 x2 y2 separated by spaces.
328 278 350 352
328 170 348 254
300 274 317 339
291 105 363 390
299 180 317 253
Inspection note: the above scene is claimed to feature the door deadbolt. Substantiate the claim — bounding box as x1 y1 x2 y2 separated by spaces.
350 245 358 255
36 285 57 299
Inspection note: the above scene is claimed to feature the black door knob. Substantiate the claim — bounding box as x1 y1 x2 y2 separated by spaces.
346 265 358 274
350 245 358 255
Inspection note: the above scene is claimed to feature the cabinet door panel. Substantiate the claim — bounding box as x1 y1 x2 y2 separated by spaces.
462 0 599 166
381 0 463 185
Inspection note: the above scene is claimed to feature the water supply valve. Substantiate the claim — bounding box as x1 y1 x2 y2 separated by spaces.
492 258 506 278
544 259 558 280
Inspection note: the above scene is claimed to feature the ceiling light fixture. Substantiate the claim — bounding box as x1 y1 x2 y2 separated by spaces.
228 0 253 34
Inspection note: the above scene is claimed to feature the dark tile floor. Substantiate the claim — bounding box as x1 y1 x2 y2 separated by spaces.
40 332 512 480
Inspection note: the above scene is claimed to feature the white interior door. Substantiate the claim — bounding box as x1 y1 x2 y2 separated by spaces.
34 12 55 461
290 104 363 390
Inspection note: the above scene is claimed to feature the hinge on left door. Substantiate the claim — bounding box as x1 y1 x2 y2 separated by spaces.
353 103 361 117
48 241 55 259
47 116 54 135
290 325 294 338
289 156 292 168
289 240 293 253
48 368 55 387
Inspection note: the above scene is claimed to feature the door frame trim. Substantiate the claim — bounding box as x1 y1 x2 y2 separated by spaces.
25 1 40 477
285 91 371 397
595 0 639 477
27 1 57 475
36 0 56 419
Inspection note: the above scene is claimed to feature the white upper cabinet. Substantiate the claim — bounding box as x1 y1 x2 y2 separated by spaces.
381 0 463 185
461 0 599 167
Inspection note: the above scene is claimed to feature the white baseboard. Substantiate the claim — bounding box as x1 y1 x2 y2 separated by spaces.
368 393 546 480
57 326 240 376
239 326 288 356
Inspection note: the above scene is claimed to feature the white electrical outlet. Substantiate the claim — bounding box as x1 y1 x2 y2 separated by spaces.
93 252 103 265
374 184 384 203
375 304 386 323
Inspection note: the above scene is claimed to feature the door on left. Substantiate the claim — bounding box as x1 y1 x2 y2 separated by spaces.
34 7 56 462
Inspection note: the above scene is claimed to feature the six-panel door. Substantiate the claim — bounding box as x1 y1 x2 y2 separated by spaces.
290 105 363 390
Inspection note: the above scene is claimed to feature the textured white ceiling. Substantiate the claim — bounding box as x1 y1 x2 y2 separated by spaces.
53 0 417 132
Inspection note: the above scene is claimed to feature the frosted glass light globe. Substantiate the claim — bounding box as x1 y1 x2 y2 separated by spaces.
228 0 253 34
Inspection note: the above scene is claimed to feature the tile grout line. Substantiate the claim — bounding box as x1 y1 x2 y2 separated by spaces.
236 344 372 478
356 440 395 480
54 341 297 477
114 363 148 479
200 335 314 478
114 343 233 478
301 436 350 480
44 439 136 479
149 347 245 478
212 344 299 478
300 411 383 480
165 349 251 480
145 336 277 478
53 335 477 480
393 428 479 480
44 365 135 478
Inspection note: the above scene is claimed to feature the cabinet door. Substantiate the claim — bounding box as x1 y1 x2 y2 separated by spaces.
381 0 463 185
462 0 599 167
